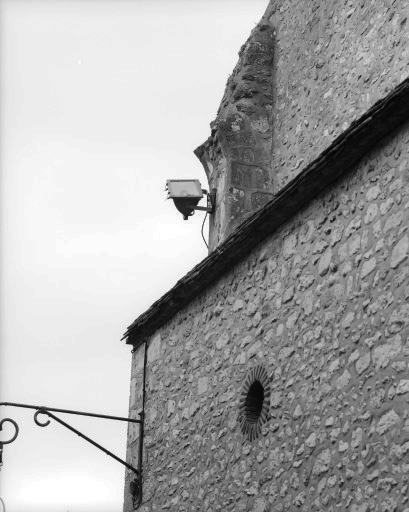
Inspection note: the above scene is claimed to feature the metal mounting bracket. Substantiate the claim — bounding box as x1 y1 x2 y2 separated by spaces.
0 401 144 507
194 188 216 214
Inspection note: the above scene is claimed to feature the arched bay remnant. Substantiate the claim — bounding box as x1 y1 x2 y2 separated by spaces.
194 22 275 252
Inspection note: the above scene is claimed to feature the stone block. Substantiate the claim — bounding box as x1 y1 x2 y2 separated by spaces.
318 248 332 276
356 352 371 374
376 410 400 434
312 449 331 475
147 333 161 362
390 235 409 269
197 376 208 395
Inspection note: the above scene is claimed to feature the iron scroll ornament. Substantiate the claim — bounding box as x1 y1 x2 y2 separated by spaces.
0 417 19 466
0 401 143 506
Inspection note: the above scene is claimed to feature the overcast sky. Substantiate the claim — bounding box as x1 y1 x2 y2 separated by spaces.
0 1 267 510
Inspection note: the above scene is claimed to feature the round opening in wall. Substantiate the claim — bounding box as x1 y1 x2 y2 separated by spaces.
239 365 270 441
245 381 264 422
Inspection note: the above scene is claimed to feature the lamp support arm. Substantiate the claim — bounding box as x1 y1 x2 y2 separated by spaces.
194 188 216 214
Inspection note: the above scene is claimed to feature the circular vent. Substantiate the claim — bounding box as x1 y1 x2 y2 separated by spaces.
239 365 270 441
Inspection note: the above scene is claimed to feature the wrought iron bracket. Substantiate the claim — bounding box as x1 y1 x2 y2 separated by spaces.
194 188 216 214
0 401 144 506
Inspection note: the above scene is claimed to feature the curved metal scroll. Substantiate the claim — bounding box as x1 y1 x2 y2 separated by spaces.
0 417 19 467
0 418 19 445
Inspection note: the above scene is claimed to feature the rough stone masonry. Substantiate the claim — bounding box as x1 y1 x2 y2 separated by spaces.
123 1 409 511
194 0 409 252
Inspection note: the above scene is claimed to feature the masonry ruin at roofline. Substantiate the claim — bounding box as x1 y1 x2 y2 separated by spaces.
194 22 275 252
123 1 409 511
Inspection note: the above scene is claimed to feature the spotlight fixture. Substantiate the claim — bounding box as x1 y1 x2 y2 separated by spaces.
166 179 215 220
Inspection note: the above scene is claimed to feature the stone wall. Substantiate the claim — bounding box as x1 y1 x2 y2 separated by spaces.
265 0 409 188
124 119 409 511
196 0 409 250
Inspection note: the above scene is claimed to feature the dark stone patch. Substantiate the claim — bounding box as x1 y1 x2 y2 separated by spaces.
251 191 274 210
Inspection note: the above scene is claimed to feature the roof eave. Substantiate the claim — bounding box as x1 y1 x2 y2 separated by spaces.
123 76 409 349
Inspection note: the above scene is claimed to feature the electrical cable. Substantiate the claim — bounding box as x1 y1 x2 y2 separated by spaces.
0 497 6 512
201 210 209 249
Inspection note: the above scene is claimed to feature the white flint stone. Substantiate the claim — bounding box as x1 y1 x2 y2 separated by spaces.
336 369 351 389
216 332 230 349
147 333 161 362
384 212 403 233
361 257 376 278
364 203 378 224
376 409 400 434
328 358 340 374
252 498 267 512
198 376 208 395
380 197 394 215
302 290 314 315
283 233 298 259
349 234 361 255
282 285 295 303
356 352 371 375
338 440 348 452
366 184 380 201
345 217 361 238
279 346 295 360
397 379 409 395
318 248 332 276
373 335 402 370
390 235 409 268
167 400 175 417
293 404 303 419
351 504 369 512
341 311 355 329
270 391 282 408
305 432 317 448
312 448 331 475
286 310 299 329
233 299 244 311
351 427 363 449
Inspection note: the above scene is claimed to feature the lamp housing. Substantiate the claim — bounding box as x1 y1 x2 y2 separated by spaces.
166 179 205 220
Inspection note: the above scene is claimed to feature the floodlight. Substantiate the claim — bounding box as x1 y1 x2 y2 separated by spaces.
166 179 215 220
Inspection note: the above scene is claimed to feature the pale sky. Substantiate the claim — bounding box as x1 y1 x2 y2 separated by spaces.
0 1 267 510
